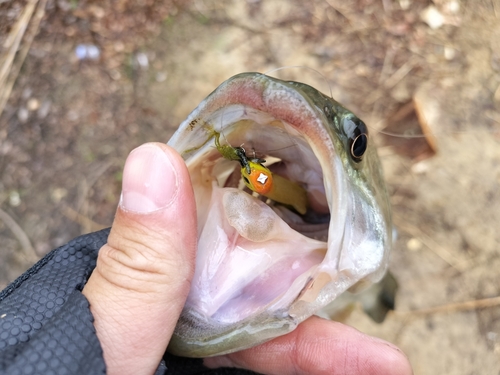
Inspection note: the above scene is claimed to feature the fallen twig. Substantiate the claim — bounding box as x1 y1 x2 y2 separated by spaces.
394 295 500 317
0 207 37 261
0 0 47 118
75 160 116 233
62 206 107 233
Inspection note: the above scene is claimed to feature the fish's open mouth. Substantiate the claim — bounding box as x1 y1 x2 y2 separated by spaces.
184 104 331 324
167 73 390 357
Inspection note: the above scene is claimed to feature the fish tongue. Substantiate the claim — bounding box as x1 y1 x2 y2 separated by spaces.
186 185 326 324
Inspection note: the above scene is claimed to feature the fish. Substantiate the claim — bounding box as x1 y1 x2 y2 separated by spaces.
166 72 392 357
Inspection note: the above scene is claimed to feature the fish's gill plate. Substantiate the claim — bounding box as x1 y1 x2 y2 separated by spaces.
167 72 392 357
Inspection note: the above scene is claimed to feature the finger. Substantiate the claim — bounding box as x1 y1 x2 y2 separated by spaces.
204 316 413 375
82 143 197 375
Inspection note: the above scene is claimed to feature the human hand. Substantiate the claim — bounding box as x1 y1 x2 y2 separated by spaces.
82 143 413 375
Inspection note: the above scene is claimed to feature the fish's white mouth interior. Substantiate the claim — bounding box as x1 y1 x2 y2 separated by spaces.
184 105 331 324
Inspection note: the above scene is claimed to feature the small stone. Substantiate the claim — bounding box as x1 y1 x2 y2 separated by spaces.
75 44 100 60
446 0 460 13
399 0 411 10
86 45 100 60
9 190 21 207
136 52 149 69
27 98 40 111
411 161 429 174
51 188 68 203
444 46 456 60
407 238 422 251
421 6 444 29
17 108 29 123
75 45 87 60
391 82 411 102
89 5 105 18
487 332 498 341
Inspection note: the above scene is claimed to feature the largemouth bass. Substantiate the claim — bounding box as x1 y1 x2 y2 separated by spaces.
167 72 392 357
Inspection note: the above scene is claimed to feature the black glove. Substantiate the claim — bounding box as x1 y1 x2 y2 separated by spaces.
0 228 257 375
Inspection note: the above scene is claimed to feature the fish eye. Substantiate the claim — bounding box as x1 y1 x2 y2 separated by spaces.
350 133 368 161
343 117 368 162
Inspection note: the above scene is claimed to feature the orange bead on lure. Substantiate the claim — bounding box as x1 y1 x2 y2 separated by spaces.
213 130 308 215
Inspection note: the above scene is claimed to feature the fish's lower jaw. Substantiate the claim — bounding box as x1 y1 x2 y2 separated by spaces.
169 308 298 358
186 185 326 324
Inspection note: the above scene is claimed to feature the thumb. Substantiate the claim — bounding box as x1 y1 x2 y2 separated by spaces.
82 143 197 375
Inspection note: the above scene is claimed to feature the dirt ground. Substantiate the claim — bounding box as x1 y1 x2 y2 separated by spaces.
1 1 499 374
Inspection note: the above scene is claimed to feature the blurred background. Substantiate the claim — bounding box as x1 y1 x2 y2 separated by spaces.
0 0 499 374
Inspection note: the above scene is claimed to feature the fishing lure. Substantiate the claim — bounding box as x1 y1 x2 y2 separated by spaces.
213 130 308 215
